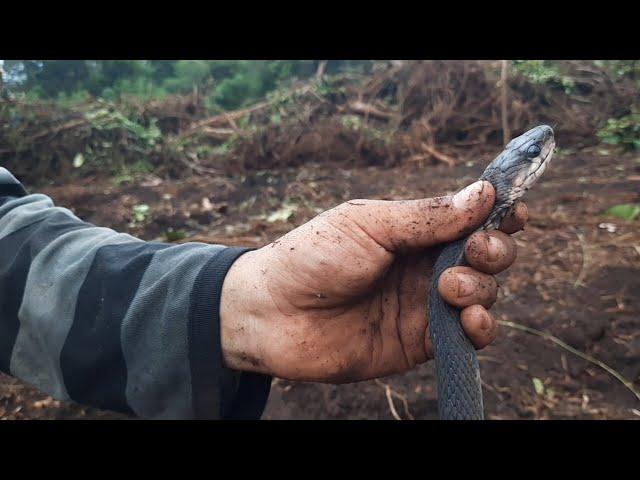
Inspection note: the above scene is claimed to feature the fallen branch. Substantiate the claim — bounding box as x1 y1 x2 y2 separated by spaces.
0 118 88 154
498 319 640 403
179 84 317 139
347 100 399 121
176 153 223 176
199 127 238 140
178 101 271 139
420 142 456 167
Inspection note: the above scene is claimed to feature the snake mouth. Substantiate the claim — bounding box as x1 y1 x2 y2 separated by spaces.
541 138 556 164
520 139 554 190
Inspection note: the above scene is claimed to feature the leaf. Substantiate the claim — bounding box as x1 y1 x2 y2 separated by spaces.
132 204 150 222
163 228 186 242
73 153 85 168
602 203 640 221
532 377 545 396
266 203 297 223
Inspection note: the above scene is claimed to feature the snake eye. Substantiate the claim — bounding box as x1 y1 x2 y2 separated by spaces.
526 144 541 158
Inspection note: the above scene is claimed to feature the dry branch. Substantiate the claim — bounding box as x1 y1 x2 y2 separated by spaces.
420 142 456 167
346 100 399 121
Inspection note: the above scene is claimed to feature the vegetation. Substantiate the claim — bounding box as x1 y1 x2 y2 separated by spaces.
596 112 640 151
512 60 575 93
2 60 378 110
602 203 640 221
1 60 638 184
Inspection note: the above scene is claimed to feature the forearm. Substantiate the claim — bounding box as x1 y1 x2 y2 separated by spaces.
0 167 271 419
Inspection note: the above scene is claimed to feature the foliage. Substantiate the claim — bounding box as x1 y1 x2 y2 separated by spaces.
84 106 161 148
3 60 639 186
594 60 640 83
532 377 545 396
596 112 640 150
163 228 187 242
112 160 155 185
131 204 150 225
602 203 640 221
3 60 378 112
512 60 574 93
339 114 388 142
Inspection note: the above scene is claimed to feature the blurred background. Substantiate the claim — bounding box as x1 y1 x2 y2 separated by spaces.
0 60 639 419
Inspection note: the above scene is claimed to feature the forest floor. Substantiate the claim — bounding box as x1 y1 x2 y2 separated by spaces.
2 145 639 420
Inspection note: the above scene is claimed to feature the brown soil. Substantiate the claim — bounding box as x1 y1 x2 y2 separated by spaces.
2 145 639 420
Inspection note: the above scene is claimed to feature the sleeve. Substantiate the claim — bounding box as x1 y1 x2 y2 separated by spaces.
0 167 272 419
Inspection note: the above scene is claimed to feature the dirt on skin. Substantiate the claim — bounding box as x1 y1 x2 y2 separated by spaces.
1 147 640 420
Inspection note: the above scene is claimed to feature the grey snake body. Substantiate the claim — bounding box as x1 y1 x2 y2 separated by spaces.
428 125 556 420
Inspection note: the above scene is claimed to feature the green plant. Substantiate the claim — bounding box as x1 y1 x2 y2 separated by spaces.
340 114 362 130
112 160 154 185
594 60 640 80
210 136 238 155
512 60 574 93
131 204 150 225
113 173 134 185
596 113 640 151
84 107 161 148
602 203 640 221
339 114 387 142
163 228 187 242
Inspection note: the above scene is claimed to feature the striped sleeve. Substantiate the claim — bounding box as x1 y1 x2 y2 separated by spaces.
0 167 272 419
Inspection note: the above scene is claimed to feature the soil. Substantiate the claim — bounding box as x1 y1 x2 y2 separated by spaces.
1 146 640 420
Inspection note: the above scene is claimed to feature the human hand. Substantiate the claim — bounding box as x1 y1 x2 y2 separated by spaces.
220 180 527 383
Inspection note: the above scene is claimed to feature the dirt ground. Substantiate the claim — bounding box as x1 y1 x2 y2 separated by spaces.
1 145 639 420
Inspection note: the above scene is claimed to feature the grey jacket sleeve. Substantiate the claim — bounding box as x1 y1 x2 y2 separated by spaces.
0 167 271 419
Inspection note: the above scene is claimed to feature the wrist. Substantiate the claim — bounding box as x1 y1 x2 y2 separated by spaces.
219 249 271 375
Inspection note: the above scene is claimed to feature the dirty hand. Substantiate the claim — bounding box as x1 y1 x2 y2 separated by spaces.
220 180 528 383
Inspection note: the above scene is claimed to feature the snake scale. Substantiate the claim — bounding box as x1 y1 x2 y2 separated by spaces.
428 125 556 420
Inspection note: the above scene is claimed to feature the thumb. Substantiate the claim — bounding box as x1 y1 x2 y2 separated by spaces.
339 181 495 251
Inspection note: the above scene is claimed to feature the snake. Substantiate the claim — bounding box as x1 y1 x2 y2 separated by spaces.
428 125 556 420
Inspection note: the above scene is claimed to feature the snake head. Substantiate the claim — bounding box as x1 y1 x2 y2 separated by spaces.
480 125 556 229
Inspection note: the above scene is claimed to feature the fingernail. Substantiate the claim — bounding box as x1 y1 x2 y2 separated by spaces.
486 235 503 262
457 273 476 298
453 181 485 210
480 310 492 330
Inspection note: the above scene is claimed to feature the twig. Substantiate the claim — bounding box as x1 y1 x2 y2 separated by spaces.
420 142 456 167
497 320 640 403
178 101 270 139
347 100 399 121
500 60 511 146
385 384 402 420
176 153 222 176
0 118 88 154
315 60 328 80
179 83 316 139
477 355 501 364
224 112 241 134
574 232 589 288
199 127 238 139
481 380 505 401
375 379 415 420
